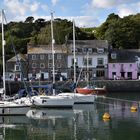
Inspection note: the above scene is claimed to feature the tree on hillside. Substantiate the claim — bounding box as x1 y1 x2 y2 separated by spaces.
25 16 34 23
97 13 140 49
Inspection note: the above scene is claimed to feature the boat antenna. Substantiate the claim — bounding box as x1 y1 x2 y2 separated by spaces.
1 9 6 99
51 12 55 95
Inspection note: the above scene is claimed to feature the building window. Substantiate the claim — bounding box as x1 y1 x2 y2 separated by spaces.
48 63 52 68
97 58 103 65
57 54 61 59
88 48 92 54
32 55 36 60
111 53 116 59
15 65 20 71
96 70 105 77
83 58 92 66
40 54 44 60
71 58 78 66
113 64 115 68
40 63 45 68
48 54 52 59
32 63 36 68
130 64 132 68
97 48 104 53
57 63 61 68
83 48 87 53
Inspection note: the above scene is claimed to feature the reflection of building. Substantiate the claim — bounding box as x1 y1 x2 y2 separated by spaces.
67 40 108 80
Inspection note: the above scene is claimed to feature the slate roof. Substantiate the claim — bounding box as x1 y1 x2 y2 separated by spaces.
109 49 140 63
27 44 68 54
7 53 27 62
66 40 108 48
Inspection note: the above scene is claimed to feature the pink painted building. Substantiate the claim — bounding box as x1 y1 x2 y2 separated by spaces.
108 63 138 80
108 50 139 80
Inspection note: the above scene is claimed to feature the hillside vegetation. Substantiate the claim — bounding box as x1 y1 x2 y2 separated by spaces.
0 13 140 73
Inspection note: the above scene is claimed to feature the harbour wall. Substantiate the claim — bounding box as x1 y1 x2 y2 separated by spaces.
3 80 140 95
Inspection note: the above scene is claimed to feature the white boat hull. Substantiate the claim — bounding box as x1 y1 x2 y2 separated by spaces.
58 93 96 104
0 105 30 116
31 95 74 108
0 97 31 116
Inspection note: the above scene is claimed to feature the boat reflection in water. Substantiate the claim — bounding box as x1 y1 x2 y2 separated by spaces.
0 95 140 139
0 115 30 140
26 108 74 120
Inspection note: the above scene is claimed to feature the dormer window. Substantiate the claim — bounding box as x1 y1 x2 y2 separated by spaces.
83 48 87 53
88 48 92 54
71 48 78 53
135 56 138 61
111 53 117 59
97 48 104 53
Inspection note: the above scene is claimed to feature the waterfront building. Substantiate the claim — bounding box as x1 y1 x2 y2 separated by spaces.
6 53 28 81
66 40 109 80
27 44 68 80
108 50 139 80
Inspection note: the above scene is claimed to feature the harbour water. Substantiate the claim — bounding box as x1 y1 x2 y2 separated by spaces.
1 92 140 140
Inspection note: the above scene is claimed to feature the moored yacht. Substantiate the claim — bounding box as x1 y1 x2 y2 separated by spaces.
30 13 74 109
31 95 74 108
0 10 31 115
57 92 96 104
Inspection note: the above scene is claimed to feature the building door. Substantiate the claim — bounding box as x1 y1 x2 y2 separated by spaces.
112 72 116 79
96 70 105 79
41 73 44 80
121 72 125 79
127 72 132 79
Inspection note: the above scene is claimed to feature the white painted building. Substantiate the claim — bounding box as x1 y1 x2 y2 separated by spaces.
67 40 108 80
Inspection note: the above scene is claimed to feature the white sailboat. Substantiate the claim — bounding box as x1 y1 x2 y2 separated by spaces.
57 20 96 104
31 12 74 108
0 10 31 115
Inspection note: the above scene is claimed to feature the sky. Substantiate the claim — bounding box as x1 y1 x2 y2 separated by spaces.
0 0 140 27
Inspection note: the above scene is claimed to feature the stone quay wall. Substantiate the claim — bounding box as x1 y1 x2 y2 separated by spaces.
3 80 140 95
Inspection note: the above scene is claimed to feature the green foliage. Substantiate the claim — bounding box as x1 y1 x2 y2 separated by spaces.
97 13 140 49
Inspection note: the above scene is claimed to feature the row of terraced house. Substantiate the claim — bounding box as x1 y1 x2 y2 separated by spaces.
5 40 140 81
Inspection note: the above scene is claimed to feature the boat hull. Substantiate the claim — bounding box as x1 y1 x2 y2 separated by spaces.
58 93 95 104
31 95 74 108
76 88 107 95
0 98 31 116
0 106 30 116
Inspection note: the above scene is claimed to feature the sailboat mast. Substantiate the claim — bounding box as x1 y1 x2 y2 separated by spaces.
1 10 6 99
51 12 55 95
73 20 76 84
86 51 89 86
